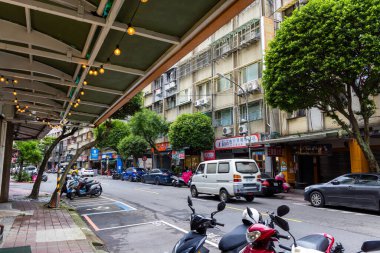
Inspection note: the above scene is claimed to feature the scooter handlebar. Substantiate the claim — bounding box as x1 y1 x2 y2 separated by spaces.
277 234 291 240
279 244 291 251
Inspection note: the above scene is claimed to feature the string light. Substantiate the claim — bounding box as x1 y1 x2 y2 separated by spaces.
141 0 148 3
0 76 4 82
16 105 20 109
74 103 79 108
5 79 9 84
13 90 17 96
68 112 72 116
114 45 121 56
80 90 85 96
127 24 135 35
13 79 18 84
99 65 105 74
77 98 81 103
82 64 87 69
93 69 98 76
89 69 94 75
83 80 88 85
14 98 18 103
70 102 73 105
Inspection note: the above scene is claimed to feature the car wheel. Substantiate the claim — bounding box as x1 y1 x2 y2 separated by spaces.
155 178 160 185
310 191 324 207
245 196 254 202
219 189 230 203
191 186 198 198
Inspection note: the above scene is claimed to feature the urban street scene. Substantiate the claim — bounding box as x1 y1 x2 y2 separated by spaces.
0 0 379 253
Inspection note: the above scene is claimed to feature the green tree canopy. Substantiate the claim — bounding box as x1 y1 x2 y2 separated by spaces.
95 120 129 151
168 112 214 151
129 109 168 151
263 0 380 172
38 136 56 153
15 140 43 165
117 135 148 166
111 92 143 119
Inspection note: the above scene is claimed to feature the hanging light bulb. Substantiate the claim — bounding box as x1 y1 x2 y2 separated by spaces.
89 69 94 75
74 103 79 108
77 98 81 103
83 80 88 85
127 24 135 35
93 69 98 76
14 98 18 103
99 65 105 74
16 105 20 109
13 79 18 84
141 0 148 3
17 108 21 112
114 45 121 56
68 112 72 116
80 90 85 96
25 105 29 109
13 90 17 96
82 64 87 69
29 113 32 116
5 79 9 84
0 76 4 82
70 102 73 106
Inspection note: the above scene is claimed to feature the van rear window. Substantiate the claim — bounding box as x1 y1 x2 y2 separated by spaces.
235 162 258 174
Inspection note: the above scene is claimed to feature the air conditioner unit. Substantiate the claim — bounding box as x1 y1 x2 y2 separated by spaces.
239 124 248 135
202 97 210 106
237 84 247 96
222 127 233 136
164 84 172 91
194 99 203 108
156 89 162 96
246 80 260 93
169 81 176 89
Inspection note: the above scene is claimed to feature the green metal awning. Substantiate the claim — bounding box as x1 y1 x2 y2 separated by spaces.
0 0 255 140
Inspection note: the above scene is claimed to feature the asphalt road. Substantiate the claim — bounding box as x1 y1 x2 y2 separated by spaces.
17 175 380 253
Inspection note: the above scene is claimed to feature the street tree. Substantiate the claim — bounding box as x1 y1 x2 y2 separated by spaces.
118 135 148 167
111 92 143 119
129 109 168 167
48 121 113 207
263 0 380 172
14 140 42 182
168 112 214 152
95 119 129 151
29 127 77 199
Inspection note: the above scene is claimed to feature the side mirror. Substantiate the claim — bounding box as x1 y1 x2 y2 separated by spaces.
361 241 380 252
277 205 290 217
217 201 226 212
274 216 289 232
187 196 193 207
331 180 340 185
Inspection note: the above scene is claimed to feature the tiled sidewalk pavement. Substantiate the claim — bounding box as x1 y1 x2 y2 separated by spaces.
1 200 95 253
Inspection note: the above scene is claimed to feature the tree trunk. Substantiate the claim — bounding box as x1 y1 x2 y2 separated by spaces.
29 128 77 199
17 160 24 182
354 133 380 173
48 139 98 208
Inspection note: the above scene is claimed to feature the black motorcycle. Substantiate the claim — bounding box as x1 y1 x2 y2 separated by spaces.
171 175 187 187
172 196 225 253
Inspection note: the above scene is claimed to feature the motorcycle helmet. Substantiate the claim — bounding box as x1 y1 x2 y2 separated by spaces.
242 208 262 226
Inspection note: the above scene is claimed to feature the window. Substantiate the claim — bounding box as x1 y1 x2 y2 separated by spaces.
235 162 259 174
218 163 230 173
197 82 210 99
335 175 358 185
196 164 205 174
240 102 262 121
178 88 191 105
153 101 163 114
358 175 380 186
289 109 306 119
166 96 176 109
217 74 232 92
215 108 233 126
151 169 159 174
206 163 217 174
241 62 260 84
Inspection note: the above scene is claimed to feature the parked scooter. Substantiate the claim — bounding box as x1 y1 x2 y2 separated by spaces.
275 172 290 193
66 176 102 199
172 170 193 187
172 196 226 253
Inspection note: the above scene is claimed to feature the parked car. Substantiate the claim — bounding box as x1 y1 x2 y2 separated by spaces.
257 173 283 197
78 168 94 177
24 166 37 175
122 167 146 182
190 159 261 202
142 169 173 185
304 173 380 211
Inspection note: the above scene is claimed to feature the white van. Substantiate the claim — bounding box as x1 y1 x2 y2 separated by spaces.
190 159 261 202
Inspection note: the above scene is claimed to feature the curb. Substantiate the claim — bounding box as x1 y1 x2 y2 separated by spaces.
60 202 109 253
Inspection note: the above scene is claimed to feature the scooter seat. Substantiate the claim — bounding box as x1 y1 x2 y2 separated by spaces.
296 234 329 252
218 224 249 251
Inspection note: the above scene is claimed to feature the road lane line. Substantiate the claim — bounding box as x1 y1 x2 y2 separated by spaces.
193 198 207 202
226 206 244 211
82 210 132 216
97 221 157 231
160 220 219 248
83 215 100 231
75 202 114 208
134 188 159 195
100 195 137 210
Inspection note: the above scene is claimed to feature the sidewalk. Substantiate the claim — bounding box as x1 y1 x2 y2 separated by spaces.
0 187 95 253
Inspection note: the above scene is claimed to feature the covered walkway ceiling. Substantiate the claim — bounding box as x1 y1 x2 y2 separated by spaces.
0 0 254 140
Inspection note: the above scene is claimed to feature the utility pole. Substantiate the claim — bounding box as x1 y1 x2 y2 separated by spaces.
217 73 252 159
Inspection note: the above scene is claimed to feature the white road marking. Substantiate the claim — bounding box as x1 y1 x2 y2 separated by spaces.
100 196 137 210
193 198 207 202
342 211 353 214
160 220 219 248
74 202 114 208
354 213 367 216
134 188 159 194
96 221 157 231
326 209 339 212
82 210 131 216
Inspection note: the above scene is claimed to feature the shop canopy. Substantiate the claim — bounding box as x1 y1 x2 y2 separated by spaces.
0 0 253 140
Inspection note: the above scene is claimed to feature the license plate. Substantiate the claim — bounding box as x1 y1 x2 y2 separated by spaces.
273 182 278 186
245 178 253 182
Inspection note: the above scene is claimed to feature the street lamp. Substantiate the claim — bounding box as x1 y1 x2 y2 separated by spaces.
217 73 252 159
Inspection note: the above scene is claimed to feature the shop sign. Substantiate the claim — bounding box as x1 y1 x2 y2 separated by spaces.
172 150 185 160
267 146 283 156
203 150 216 161
90 148 99 160
215 134 260 150
101 152 114 159
294 144 332 156
155 142 172 152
